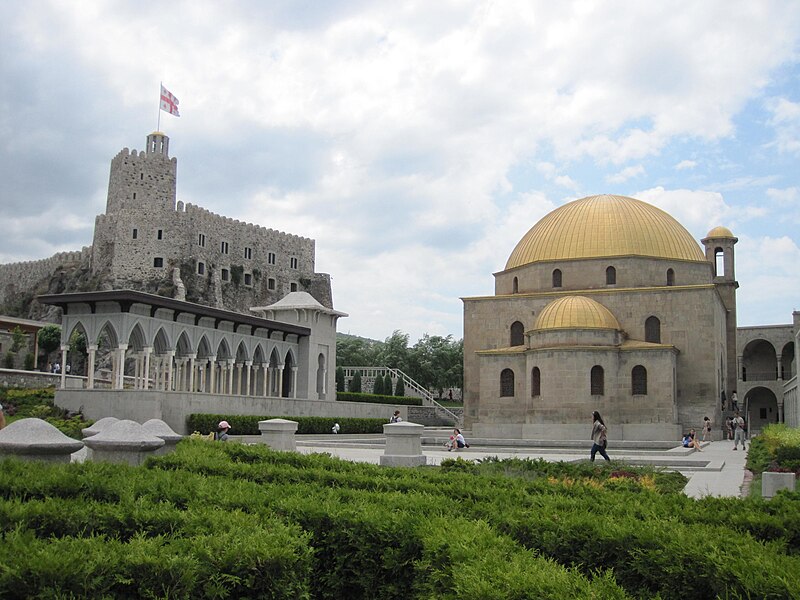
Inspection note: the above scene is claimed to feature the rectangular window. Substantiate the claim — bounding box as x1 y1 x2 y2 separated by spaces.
268 278 276 290
290 282 298 292
198 262 205 275
157 229 163 240
153 257 164 268
221 268 230 281
268 252 276 265
221 241 229 254
132 228 138 239
760 408 767 419
290 257 298 269
133 192 137 199
244 273 252 286
244 247 252 260
198 233 206 247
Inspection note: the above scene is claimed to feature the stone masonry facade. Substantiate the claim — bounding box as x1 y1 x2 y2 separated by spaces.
0 132 333 318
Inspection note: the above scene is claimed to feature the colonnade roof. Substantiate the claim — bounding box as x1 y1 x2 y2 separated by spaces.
37 289 311 338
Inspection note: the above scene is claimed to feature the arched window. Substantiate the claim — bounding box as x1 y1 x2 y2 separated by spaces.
645 316 661 343
666 268 675 286
714 248 724 277
632 365 648 395
590 365 604 395
552 269 562 288
531 367 541 397
510 321 525 346
606 266 616 285
512 277 519 294
500 369 515 397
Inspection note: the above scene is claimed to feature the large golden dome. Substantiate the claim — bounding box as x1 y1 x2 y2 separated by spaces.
505 194 705 270
534 296 620 330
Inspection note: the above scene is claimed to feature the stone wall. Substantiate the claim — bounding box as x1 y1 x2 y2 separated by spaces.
0 249 90 310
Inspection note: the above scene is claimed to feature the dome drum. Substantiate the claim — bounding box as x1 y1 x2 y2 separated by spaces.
527 327 623 349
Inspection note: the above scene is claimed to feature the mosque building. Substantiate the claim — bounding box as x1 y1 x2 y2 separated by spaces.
462 194 740 441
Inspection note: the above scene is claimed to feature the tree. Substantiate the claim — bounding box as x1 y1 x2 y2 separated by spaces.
394 376 405 397
377 330 410 371
337 337 380 367
407 334 463 398
349 370 362 393
383 373 394 396
373 374 384 395
38 325 62 366
335 366 345 392
10 326 25 353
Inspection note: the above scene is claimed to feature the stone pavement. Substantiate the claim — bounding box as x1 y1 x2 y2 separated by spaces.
290 434 751 499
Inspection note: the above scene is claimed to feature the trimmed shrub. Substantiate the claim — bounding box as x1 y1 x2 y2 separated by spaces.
372 374 384 395
336 391 421 406
335 366 345 392
349 371 362 392
187 413 386 435
395 377 405 396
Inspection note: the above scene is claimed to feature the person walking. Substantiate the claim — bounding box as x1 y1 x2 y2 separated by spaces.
725 416 733 440
590 411 610 462
732 411 746 451
702 416 712 442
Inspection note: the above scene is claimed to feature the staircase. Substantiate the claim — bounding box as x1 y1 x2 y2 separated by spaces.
341 366 461 426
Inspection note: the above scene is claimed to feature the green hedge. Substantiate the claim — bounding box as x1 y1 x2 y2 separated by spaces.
2 441 799 599
335 391 422 406
187 413 387 435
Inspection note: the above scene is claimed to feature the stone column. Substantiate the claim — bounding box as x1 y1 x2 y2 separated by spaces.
227 359 235 395
165 351 175 391
188 354 196 392
777 354 783 380
276 365 284 398
258 418 298 451
209 356 217 394
115 344 129 389
59 345 69 389
245 361 253 396
87 344 97 390
143 347 152 390
291 366 298 399
262 364 269 396
380 421 427 467
235 363 243 395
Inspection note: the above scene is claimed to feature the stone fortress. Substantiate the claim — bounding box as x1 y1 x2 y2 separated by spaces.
0 131 332 318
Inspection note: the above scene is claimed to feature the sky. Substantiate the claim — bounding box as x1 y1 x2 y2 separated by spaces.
1 1 799 343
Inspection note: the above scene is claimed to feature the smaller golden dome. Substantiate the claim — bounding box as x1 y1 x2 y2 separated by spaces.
534 296 620 331
705 226 735 239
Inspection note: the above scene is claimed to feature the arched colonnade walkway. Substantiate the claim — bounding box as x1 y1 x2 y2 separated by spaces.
38 290 311 399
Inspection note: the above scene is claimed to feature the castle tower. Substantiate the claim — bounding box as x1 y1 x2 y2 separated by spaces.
702 226 739 400
104 131 177 214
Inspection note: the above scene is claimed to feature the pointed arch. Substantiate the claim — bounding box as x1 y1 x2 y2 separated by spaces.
153 327 171 354
196 335 213 359
216 339 232 361
176 331 193 357
127 323 146 352
235 341 249 363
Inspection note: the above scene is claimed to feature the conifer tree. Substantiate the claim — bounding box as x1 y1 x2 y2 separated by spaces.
349 370 362 393
336 366 345 392
394 376 405 397
373 374 384 395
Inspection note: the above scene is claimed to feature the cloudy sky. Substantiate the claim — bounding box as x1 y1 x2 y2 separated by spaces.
1 1 799 342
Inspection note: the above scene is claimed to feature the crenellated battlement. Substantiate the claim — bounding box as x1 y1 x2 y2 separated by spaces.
183 203 312 243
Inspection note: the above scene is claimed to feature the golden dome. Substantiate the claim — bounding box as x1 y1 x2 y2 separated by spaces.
534 296 620 331
705 226 735 239
505 194 705 270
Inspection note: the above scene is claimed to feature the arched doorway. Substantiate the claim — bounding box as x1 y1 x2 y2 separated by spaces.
744 386 779 435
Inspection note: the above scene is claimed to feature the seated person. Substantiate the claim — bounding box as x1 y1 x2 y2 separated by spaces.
682 429 702 451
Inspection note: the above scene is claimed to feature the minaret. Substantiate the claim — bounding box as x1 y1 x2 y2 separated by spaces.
702 226 739 400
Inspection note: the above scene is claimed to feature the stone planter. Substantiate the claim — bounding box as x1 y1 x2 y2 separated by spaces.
258 418 298 452
141 419 183 455
762 471 796 499
0 418 84 463
82 416 119 438
380 421 427 467
83 419 165 466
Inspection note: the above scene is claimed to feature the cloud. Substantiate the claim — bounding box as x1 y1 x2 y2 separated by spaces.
675 160 697 170
736 235 800 326
766 97 800 154
606 165 645 184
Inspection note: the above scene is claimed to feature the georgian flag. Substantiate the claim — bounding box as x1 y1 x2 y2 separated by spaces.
160 84 180 117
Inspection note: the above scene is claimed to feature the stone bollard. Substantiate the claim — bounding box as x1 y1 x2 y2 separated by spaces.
0 418 84 463
83 420 165 466
82 416 119 438
762 471 796 499
141 419 183 455
258 418 298 451
380 421 427 467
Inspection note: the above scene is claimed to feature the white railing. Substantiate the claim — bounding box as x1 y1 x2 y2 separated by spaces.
341 366 460 425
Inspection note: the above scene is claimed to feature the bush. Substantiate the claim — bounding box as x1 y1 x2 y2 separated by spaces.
372 374 384 395
336 391 421 406
23 353 35 371
187 413 387 435
349 371 362 392
395 377 405 396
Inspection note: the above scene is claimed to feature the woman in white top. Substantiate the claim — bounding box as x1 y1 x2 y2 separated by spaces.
590 411 610 462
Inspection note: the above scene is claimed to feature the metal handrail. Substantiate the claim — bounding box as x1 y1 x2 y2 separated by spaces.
341 366 460 425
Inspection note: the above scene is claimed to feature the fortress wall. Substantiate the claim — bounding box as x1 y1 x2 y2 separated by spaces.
0 248 90 306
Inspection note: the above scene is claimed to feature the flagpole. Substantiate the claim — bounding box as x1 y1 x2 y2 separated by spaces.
157 82 162 132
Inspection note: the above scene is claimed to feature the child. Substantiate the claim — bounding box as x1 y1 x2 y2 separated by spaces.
215 420 231 441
